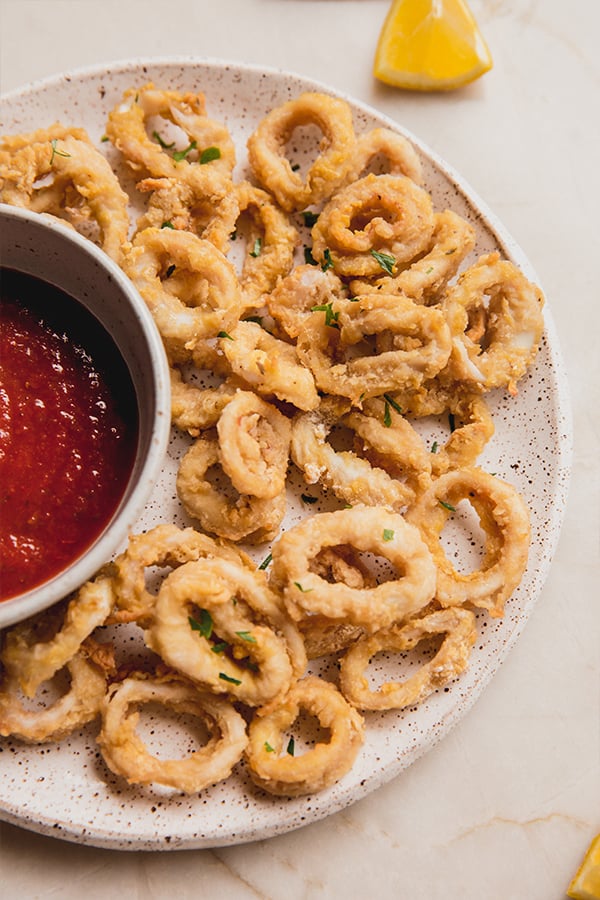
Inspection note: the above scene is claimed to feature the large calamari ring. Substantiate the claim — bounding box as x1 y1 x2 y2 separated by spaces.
245 675 365 796
345 127 423 185
406 467 530 618
296 293 451 404
339 607 477 710
310 173 435 277
97 674 248 793
217 389 292 499
222 321 319 411
266 263 346 340
271 507 437 631
442 252 545 394
247 92 356 212
1 575 115 698
106 83 235 182
123 227 242 357
0 652 107 743
0 134 130 263
169 364 239 436
144 558 306 705
176 435 286 544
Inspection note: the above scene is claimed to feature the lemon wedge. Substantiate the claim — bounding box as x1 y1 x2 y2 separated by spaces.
568 834 600 900
374 0 493 91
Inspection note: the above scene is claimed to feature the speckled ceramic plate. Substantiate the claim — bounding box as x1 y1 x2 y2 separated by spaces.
0 58 572 851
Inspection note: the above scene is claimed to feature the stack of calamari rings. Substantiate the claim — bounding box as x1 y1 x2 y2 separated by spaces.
0 84 542 797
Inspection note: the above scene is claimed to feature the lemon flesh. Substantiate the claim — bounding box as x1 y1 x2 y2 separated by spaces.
568 834 600 900
374 0 493 91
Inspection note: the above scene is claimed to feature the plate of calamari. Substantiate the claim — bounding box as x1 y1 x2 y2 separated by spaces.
0 58 572 850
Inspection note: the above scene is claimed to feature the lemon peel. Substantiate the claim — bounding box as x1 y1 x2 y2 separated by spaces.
374 0 493 92
567 834 600 900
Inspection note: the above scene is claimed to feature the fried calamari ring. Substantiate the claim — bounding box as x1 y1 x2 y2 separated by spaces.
144 558 306 705
0 652 107 743
296 293 451 405
339 607 477 710
310 173 435 277
135 173 238 252
217 390 292 500
271 507 437 631
203 181 299 307
406 467 530 618
112 523 250 622
222 321 319 411
1 575 115 698
0 123 91 153
176 435 286 544
349 209 476 305
442 252 545 394
123 227 242 357
345 127 423 185
0 134 130 262
245 675 364 797
266 263 346 340
247 92 356 212
291 401 414 511
97 674 248 793
106 83 235 182
169 364 239 436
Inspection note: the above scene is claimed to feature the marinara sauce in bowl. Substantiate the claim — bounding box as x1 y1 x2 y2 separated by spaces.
0 205 171 629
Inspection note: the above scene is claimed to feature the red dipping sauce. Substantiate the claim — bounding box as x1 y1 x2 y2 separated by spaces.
0 268 139 601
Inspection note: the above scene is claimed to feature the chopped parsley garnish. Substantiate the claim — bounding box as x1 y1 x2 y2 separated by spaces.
161 220 174 229
382 528 394 542
153 130 175 149
349 296 360 302
218 330 234 340
301 493 318 504
249 237 262 258
189 609 213 639
304 246 318 266
370 249 396 275
100 135 109 142
200 146 221 164
173 139 197 161
165 264 176 279
321 248 334 272
302 210 319 227
439 499 456 512
431 441 439 454
258 553 272 570
286 736 295 756
311 302 339 328
49 139 71 164
383 400 392 428
243 315 263 325
211 642 228 654
448 413 456 433
219 672 242 685
294 582 313 593
383 393 403 415
264 741 275 753
235 631 256 643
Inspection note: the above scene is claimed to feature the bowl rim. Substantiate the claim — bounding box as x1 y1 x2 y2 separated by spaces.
0 203 171 629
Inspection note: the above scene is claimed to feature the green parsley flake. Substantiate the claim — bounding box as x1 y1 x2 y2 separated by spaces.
219 672 242 685
189 609 213 639
211 642 228 654
439 499 456 512
258 553 272 570
304 246 318 266
243 315 263 325
49 139 71 164
218 331 234 340
370 249 396 275
321 248 334 272
264 741 275 753
250 237 262 258
161 221 174 229
200 146 221 164
152 130 175 149
383 400 392 428
235 631 256 643
173 140 197 161
302 210 319 227
431 441 439 454
383 528 394 542
383 393 403 415
286 736 295 756
294 582 313 593
311 302 339 328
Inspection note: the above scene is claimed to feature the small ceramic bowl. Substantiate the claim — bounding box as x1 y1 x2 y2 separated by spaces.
0 204 171 629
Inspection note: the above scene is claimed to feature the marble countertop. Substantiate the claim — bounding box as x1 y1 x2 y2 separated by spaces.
1 1 598 897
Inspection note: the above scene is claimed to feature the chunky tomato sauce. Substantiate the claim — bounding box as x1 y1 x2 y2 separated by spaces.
0 268 138 601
